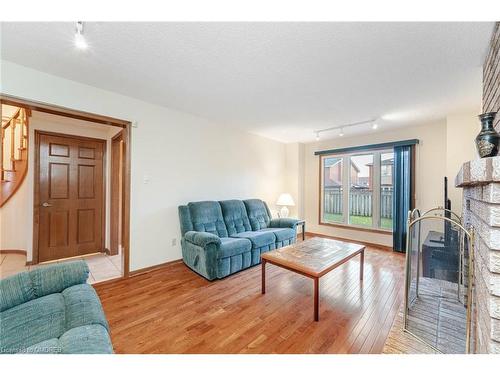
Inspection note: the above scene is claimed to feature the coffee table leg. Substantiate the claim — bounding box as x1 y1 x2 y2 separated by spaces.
262 259 266 294
314 277 319 321
360 249 364 280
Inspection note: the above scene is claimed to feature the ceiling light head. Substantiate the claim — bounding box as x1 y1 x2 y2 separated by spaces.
372 123 378 130
315 132 320 141
74 21 88 50
339 128 344 137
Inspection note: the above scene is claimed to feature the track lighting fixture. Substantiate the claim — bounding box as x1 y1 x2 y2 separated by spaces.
75 21 88 50
313 117 380 140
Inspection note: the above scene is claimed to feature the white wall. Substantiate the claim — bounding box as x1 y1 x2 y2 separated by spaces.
0 61 286 270
302 120 447 247
284 142 305 219
446 114 480 215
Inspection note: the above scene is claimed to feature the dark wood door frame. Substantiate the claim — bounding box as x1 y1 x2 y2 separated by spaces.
34 130 107 262
1 94 131 278
110 131 124 256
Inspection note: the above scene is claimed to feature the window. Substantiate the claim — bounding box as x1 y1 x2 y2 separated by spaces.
321 157 343 223
380 152 394 230
349 154 373 227
320 149 394 231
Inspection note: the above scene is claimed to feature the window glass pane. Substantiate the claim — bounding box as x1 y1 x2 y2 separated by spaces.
349 154 373 227
380 151 394 230
322 156 343 223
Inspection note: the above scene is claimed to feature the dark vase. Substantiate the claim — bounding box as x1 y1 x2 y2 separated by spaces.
475 112 499 158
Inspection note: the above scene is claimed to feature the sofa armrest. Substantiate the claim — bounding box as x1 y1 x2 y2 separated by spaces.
181 233 220 280
184 231 221 247
269 218 300 229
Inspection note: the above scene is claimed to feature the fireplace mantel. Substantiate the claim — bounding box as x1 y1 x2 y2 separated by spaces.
455 156 500 188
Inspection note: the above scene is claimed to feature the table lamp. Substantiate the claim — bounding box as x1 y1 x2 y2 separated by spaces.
276 193 295 218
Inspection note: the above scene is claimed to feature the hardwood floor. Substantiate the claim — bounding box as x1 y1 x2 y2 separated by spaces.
95 240 405 354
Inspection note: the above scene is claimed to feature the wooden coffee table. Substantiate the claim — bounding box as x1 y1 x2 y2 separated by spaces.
261 237 365 321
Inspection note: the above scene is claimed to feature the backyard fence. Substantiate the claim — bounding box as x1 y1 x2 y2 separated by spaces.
323 187 393 218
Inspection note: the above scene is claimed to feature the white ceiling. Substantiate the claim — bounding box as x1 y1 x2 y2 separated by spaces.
0 22 494 143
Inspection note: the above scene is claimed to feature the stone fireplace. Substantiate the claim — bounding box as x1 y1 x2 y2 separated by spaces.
454 22 499 354
456 159 500 353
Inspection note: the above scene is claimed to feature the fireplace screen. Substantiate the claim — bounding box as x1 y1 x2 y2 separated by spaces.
403 208 475 353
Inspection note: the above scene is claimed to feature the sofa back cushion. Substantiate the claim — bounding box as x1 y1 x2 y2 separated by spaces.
0 272 35 313
186 201 228 238
219 200 252 236
30 261 90 298
178 205 194 235
0 261 89 313
244 199 272 231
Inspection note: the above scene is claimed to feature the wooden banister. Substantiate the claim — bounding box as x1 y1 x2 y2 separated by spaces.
2 108 21 129
1 107 30 207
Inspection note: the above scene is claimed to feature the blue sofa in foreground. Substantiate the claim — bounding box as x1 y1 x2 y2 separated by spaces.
0 261 113 354
178 199 299 280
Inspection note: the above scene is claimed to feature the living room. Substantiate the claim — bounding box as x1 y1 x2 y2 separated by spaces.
1 0 500 371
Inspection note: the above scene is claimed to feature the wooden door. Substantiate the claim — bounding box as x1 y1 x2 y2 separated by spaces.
37 132 105 262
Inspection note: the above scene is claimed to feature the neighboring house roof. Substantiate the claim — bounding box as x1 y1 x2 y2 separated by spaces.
324 157 360 172
350 160 360 173
366 157 394 167
324 157 342 167
324 181 342 188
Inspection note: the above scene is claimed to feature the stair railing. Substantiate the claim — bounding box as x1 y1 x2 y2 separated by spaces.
1 107 30 206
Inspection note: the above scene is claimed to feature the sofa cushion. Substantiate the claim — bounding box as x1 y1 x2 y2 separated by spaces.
0 272 35 312
220 200 252 235
187 201 228 238
0 293 66 352
258 227 296 242
59 324 113 354
62 284 109 332
231 231 275 249
244 199 272 230
217 237 252 258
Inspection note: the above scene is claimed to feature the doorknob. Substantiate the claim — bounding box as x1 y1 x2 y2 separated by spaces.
42 202 53 207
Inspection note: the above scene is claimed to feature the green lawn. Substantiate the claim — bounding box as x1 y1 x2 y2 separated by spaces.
324 213 392 230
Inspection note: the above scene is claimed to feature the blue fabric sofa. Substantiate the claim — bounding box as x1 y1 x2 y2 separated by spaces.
0 261 113 354
178 199 299 280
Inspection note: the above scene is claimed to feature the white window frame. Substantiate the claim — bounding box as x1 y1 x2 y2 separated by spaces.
319 149 393 232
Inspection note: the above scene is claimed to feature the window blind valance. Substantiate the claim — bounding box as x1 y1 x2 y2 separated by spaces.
314 139 419 156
